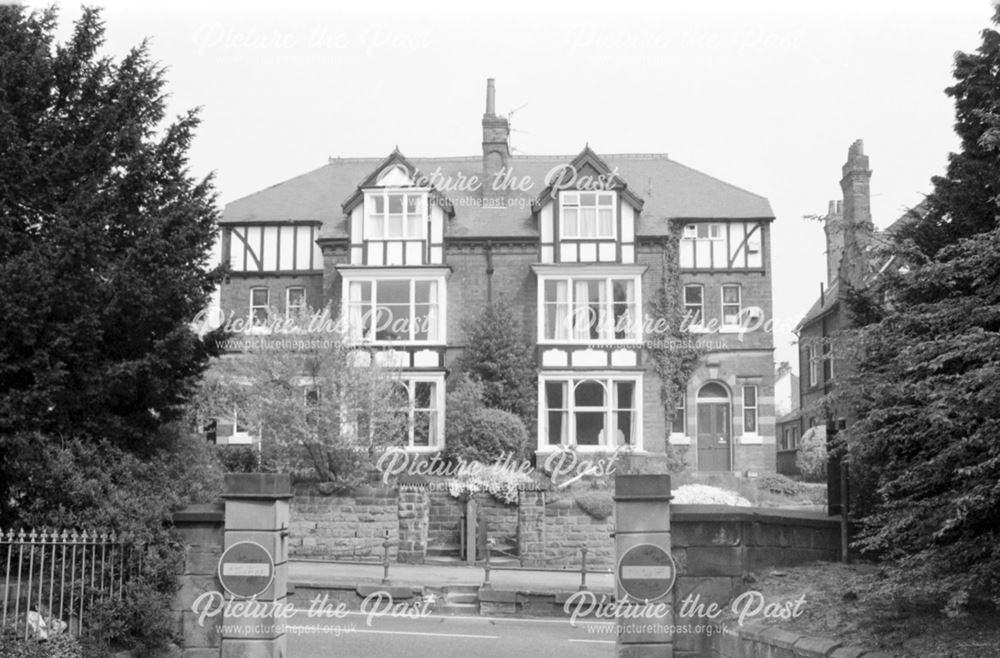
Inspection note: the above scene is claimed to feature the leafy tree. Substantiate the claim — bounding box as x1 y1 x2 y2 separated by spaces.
0 9 221 649
189 314 408 490
0 6 222 484
838 7 1000 607
457 300 537 429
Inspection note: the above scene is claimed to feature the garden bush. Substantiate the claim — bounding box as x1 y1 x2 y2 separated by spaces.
0 634 83 658
443 407 529 464
574 490 614 520
796 426 828 482
755 472 805 496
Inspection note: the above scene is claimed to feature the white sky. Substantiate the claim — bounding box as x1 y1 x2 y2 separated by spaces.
44 0 992 370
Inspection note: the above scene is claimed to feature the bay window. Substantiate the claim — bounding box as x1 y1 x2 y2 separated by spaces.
541 276 640 342
346 278 442 343
542 376 641 449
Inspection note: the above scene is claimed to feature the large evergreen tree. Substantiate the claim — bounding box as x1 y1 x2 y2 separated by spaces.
841 7 1000 605
0 7 222 517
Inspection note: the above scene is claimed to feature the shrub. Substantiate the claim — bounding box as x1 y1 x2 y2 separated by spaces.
0 634 83 658
574 490 614 520
444 374 485 450
217 445 261 473
796 426 828 482
755 472 805 496
444 408 529 464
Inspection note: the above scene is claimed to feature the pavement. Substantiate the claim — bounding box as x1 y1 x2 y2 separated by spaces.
289 559 615 594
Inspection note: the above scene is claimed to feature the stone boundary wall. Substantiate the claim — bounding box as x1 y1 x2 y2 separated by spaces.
289 485 399 560
671 505 842 657
287 487 841 577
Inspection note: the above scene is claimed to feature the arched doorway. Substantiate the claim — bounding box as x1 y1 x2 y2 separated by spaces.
697 382 732 471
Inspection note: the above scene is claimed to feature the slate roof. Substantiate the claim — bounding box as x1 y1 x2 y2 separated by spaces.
221 151 775 239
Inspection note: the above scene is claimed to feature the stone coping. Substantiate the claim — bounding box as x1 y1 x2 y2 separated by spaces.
672 504 841 527
173 502 225 524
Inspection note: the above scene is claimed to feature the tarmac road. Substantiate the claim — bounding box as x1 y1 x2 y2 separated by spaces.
283 607 616 657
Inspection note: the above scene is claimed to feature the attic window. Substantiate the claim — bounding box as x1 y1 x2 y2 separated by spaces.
683 224 723 240
364 192 426 239
560 192 616 239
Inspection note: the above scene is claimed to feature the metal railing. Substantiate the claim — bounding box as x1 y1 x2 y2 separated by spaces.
483 538 605 592
1 528 138 641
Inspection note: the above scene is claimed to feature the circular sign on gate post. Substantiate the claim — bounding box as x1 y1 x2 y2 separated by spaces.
218 540 275 599
617 543 676 603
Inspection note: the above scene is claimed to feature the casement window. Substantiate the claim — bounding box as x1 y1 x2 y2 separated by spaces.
286 287 306 319
671 393 686 436
683 284 704 326
721 285 742 326
226 224 322 272
679 221 764 270
807 345 820 387
683 223 723 240
560 192 616 239
346 278 443 343
542 376 640 449
250 287 269 324
541 276 640 342
742 385 758 435
364 192 426 239
387 378 443 449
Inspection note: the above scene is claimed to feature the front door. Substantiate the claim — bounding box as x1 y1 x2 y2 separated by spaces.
697 403 731 471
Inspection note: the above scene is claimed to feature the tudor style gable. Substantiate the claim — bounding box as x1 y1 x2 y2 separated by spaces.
342 150 453 267
536 147 644 265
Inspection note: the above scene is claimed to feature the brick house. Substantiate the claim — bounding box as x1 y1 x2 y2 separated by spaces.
214 79 778 472
779 140 921 481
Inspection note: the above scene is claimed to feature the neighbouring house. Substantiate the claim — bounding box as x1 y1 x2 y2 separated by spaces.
774 361 801 475
786 140 922 488
211 79 778 473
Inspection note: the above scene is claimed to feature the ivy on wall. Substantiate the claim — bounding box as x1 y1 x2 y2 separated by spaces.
646 223 704 472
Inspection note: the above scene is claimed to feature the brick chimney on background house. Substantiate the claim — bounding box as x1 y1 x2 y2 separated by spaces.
838 139 873 289
823 199 844 288
481 78 510 197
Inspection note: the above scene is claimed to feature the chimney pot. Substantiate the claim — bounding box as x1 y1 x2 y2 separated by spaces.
482 78 510 194
485 78 496 117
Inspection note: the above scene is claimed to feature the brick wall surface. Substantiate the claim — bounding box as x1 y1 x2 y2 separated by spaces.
219 273 324 320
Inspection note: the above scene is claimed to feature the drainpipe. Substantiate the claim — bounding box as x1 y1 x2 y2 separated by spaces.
486 240 495 304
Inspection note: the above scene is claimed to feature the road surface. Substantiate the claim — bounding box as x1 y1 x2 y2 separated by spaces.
283 608 616 657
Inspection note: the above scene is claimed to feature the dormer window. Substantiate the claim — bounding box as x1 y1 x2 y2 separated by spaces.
364 192 425 240
560 192 616 239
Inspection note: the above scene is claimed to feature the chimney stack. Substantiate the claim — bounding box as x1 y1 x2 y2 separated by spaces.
838 139 873 288
481 78 510 195
823 199 844 288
